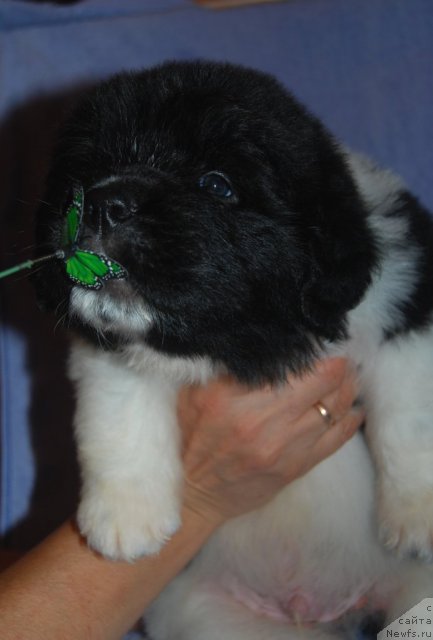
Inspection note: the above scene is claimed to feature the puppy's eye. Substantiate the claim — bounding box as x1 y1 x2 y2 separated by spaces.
198 172 233 198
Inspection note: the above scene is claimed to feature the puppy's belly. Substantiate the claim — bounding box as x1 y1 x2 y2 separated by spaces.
193 433 397 623
211 573 375 624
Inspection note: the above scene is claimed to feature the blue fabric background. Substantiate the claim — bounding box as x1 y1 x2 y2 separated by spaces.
0 1 432 637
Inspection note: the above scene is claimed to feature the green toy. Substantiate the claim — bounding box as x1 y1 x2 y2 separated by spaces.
0 253 62 280
58 186 127 289
0 186 127 289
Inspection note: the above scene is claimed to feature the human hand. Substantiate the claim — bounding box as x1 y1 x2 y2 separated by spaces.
178 358 364 527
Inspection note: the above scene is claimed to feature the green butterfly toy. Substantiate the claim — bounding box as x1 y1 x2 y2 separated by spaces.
58 186 127 290
0 186 127 289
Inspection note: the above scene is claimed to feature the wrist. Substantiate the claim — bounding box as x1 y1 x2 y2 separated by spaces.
182 485 228 534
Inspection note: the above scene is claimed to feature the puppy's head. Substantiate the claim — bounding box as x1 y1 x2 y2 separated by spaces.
34 61 376 383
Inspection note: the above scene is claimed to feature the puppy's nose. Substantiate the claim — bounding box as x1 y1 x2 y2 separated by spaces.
84 185 136 229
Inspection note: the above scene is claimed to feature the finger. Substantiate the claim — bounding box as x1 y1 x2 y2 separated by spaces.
277 407 365 481
179 375 249 421
261 404 364 484
261 366 358 449
305 369 359 433
222 358 357 456
330 367 359 422
240 379 362 474
311 407 365 461
222 358 351 431
277 358 352 422
178 358 354 452
180 358 350 424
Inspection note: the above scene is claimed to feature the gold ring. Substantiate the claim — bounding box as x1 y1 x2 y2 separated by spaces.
314 401 334 426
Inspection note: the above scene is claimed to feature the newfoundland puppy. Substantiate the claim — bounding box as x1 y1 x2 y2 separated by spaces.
34 61 433 638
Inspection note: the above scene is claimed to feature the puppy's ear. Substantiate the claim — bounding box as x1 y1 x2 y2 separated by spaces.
299 151 378 341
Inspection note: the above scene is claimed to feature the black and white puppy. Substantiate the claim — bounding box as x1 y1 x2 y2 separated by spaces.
35 61 433 638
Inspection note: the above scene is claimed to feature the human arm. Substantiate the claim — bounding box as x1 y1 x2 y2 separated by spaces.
0 358 363 640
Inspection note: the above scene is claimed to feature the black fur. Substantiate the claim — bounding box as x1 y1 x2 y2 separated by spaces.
34 60 379 384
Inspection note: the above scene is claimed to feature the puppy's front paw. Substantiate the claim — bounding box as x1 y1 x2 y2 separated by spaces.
378 487 433 562
77 480 181 561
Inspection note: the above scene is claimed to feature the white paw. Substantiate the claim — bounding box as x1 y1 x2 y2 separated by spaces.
378 486 433 562
77 480 181 561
